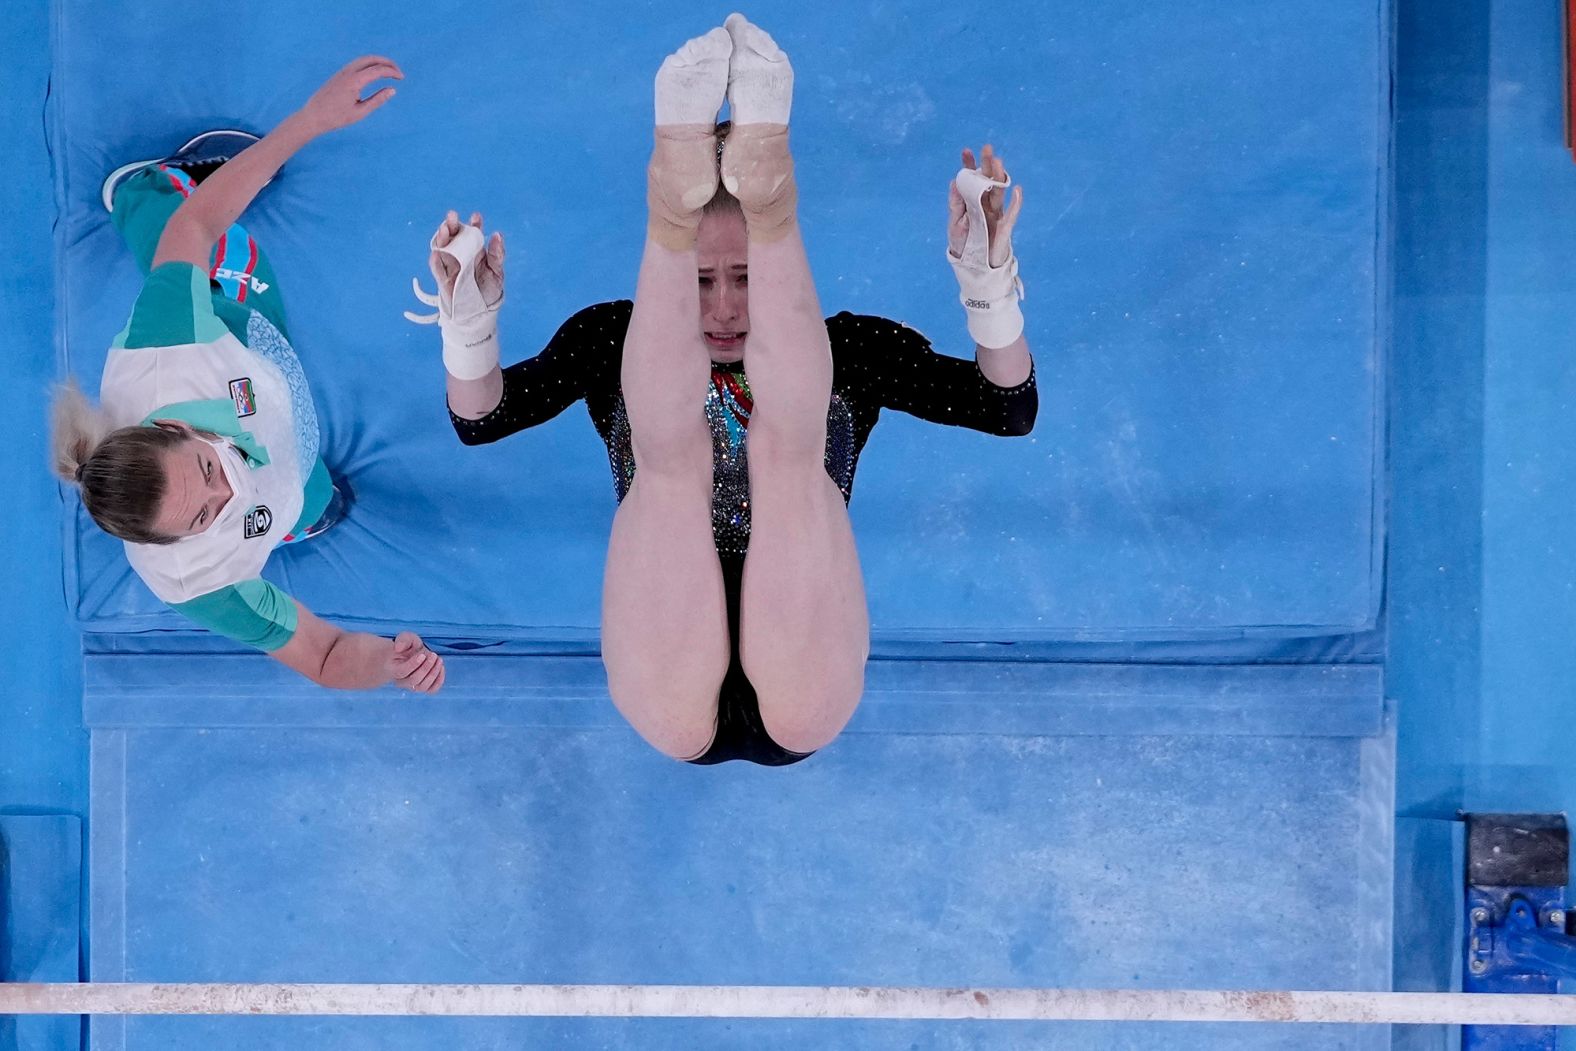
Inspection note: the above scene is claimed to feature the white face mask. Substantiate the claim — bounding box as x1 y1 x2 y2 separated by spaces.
202 437 256 533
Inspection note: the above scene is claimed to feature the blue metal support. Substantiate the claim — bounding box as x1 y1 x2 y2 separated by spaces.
1463 814 1571 1051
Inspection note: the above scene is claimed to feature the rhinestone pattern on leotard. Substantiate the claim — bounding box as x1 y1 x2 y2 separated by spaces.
605 367 858 557
452 303 1041 550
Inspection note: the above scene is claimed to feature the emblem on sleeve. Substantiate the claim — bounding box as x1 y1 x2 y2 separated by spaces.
243 505 272 539
229 377 257 418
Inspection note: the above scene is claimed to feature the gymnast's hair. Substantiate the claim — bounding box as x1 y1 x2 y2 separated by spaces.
50 379 183 545
704 121 745 218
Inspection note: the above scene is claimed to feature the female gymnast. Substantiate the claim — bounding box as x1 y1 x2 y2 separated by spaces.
416 17 1033 759
52 56 445 693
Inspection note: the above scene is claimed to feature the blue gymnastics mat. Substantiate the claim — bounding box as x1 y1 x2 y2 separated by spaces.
88 705 1394 1051
50 0 1389 647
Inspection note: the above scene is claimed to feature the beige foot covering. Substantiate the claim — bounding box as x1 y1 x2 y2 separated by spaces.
720 123 798 243
647 125 720 252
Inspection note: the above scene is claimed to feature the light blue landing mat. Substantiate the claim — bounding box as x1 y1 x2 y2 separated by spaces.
88 682 1394 1050
51 0 1387 644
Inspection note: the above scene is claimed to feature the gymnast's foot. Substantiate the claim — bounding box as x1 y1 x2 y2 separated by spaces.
720 14 797 242
656 25 732 127
648 27 732 251
723 12 792 126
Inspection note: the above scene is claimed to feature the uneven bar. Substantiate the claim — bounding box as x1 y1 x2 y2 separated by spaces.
1 985 1567 1026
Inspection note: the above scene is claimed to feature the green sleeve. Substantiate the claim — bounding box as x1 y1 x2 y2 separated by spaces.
171 579 299 652
114 262 229 350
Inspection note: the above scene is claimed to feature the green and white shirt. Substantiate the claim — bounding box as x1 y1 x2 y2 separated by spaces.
100 262 325 651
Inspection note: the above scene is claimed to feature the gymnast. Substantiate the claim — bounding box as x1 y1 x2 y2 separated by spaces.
51 56 446 692
416 16 1034 761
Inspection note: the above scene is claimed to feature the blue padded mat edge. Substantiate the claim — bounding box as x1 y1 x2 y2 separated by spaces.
82 653 1386 738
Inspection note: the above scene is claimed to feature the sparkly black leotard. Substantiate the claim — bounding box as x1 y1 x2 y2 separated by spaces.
451 300 1038 766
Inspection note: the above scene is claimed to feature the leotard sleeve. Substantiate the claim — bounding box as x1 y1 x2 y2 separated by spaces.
827 312 1038 436
449 300 631 446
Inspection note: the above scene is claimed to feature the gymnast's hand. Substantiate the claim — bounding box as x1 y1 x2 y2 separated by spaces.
427 211 505 307
947 144 1025 268
390 631 446 694
295 55 404 137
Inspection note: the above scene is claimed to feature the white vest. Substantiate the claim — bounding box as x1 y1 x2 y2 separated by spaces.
101 331 305 604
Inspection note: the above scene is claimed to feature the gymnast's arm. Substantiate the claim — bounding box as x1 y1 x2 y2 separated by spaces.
829 143 1039 435
946 143 1033 390
974 332 1032 389
446 330 594 444
833 314 1037 436
152 56 403 270
413 212 604 443
423 210 509 421
447 361 506 422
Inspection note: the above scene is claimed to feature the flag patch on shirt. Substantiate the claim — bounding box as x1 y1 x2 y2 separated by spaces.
229 377 257 418
244 505 272 539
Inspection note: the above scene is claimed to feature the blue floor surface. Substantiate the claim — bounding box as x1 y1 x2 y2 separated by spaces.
1387 1 1576 1040
0 815 82 1051
0 0 86 821
1 8 88 1049
89 722 1393 1050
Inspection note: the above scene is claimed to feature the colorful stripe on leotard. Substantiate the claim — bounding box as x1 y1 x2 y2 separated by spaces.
711 369 753 453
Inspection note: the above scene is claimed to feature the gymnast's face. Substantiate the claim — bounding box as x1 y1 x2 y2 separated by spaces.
696 208 750 364
151 426 234 539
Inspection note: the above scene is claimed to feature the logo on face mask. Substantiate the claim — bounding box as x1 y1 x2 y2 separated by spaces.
229 377 256 418
243 505 272 539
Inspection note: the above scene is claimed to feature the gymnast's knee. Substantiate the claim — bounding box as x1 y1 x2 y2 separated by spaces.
755 677 863 755
605 679 721 760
